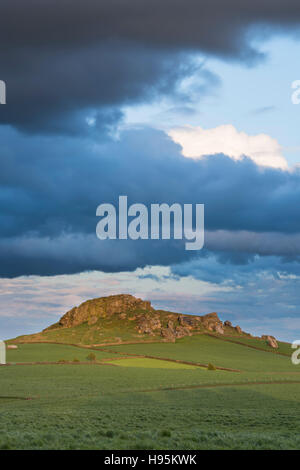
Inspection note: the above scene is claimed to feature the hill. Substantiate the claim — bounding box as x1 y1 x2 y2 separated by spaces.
2 294 297 450
11 294 278 350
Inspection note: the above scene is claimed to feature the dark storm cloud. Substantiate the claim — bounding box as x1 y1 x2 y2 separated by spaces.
0 126 300 277
2 1 300 54
0 42 201 133
1 0 300 132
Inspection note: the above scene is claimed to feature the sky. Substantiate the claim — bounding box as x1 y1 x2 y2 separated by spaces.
1 1 300 342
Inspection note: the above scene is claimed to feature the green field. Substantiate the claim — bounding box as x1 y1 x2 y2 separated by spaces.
6 343 117 363
107 335 296 373
109 357 201 369
1 336 300 450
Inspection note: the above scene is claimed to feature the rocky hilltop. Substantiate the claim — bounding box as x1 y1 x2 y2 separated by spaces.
55 294 154 328
45 294 238 340
15 294 278 348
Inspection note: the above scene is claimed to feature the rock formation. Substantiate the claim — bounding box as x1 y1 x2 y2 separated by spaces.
262 335 278 349
48 294 154 330
38 293 255 344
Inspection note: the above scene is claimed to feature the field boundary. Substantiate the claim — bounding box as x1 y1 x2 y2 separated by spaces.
12 335 291 358
10 339 167 348
205 333 290 357
0 396 33 400
0 361 117 367
103 354 241 372
136 379 300 393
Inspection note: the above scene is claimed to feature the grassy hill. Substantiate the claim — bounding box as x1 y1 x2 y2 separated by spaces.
1 294 299 450
9 294 279 352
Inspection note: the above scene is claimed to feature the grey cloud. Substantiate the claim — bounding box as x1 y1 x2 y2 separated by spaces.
0 127 300 276
205 231 300 258
171 252 300 285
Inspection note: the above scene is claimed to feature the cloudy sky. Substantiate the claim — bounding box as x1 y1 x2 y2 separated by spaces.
1 0 300 341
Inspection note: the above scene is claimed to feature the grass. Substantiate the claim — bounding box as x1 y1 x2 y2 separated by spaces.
1 337 300 449
222 336 292 355
6 343 114 363
108 357 201 369
105 335 296 373
11 309 176 345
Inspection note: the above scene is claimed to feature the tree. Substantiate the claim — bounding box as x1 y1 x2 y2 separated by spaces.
87 352 96 362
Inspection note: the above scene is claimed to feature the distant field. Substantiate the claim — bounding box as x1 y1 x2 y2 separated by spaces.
1 336 300 450
108 357 201 370
106 335 295 373
6 343 115 363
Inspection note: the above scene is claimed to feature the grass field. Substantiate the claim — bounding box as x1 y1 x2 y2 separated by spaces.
1 336 300 450
6 343 117 363
106 335 296 373
108 357 201 369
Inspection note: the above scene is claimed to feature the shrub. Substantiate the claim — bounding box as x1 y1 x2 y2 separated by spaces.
87 352 96 362
207 363 217 371
160 429 172 437
58 359 67 363
73 358 80 363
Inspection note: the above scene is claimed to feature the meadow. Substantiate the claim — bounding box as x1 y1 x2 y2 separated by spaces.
1 335 300 450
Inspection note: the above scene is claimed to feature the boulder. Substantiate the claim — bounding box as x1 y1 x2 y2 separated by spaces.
161 328 176 342
178 316 199 328
224 320 232 327
262 335 278 349
137 314 161 335
201 312 221 323
235 326 242 334
175 326 192 338
213 324 224 335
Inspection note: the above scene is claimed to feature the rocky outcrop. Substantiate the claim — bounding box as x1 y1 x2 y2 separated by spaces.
48 294 154 330
161 324 191 341
213 324 224 335
42 293 250 344
137 314 161 335
179 315 201 328
201 312 223 332
175 326 192 338
161 327 176 341
262 335 278 349
224 320 232 327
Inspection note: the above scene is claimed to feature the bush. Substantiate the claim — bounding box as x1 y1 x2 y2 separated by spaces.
207 363 217 371
73 358 80 363
160 429 172 437
86 352 96 362
58 359 67 363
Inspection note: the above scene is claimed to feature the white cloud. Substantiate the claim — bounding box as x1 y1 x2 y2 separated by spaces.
168 124 288 170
